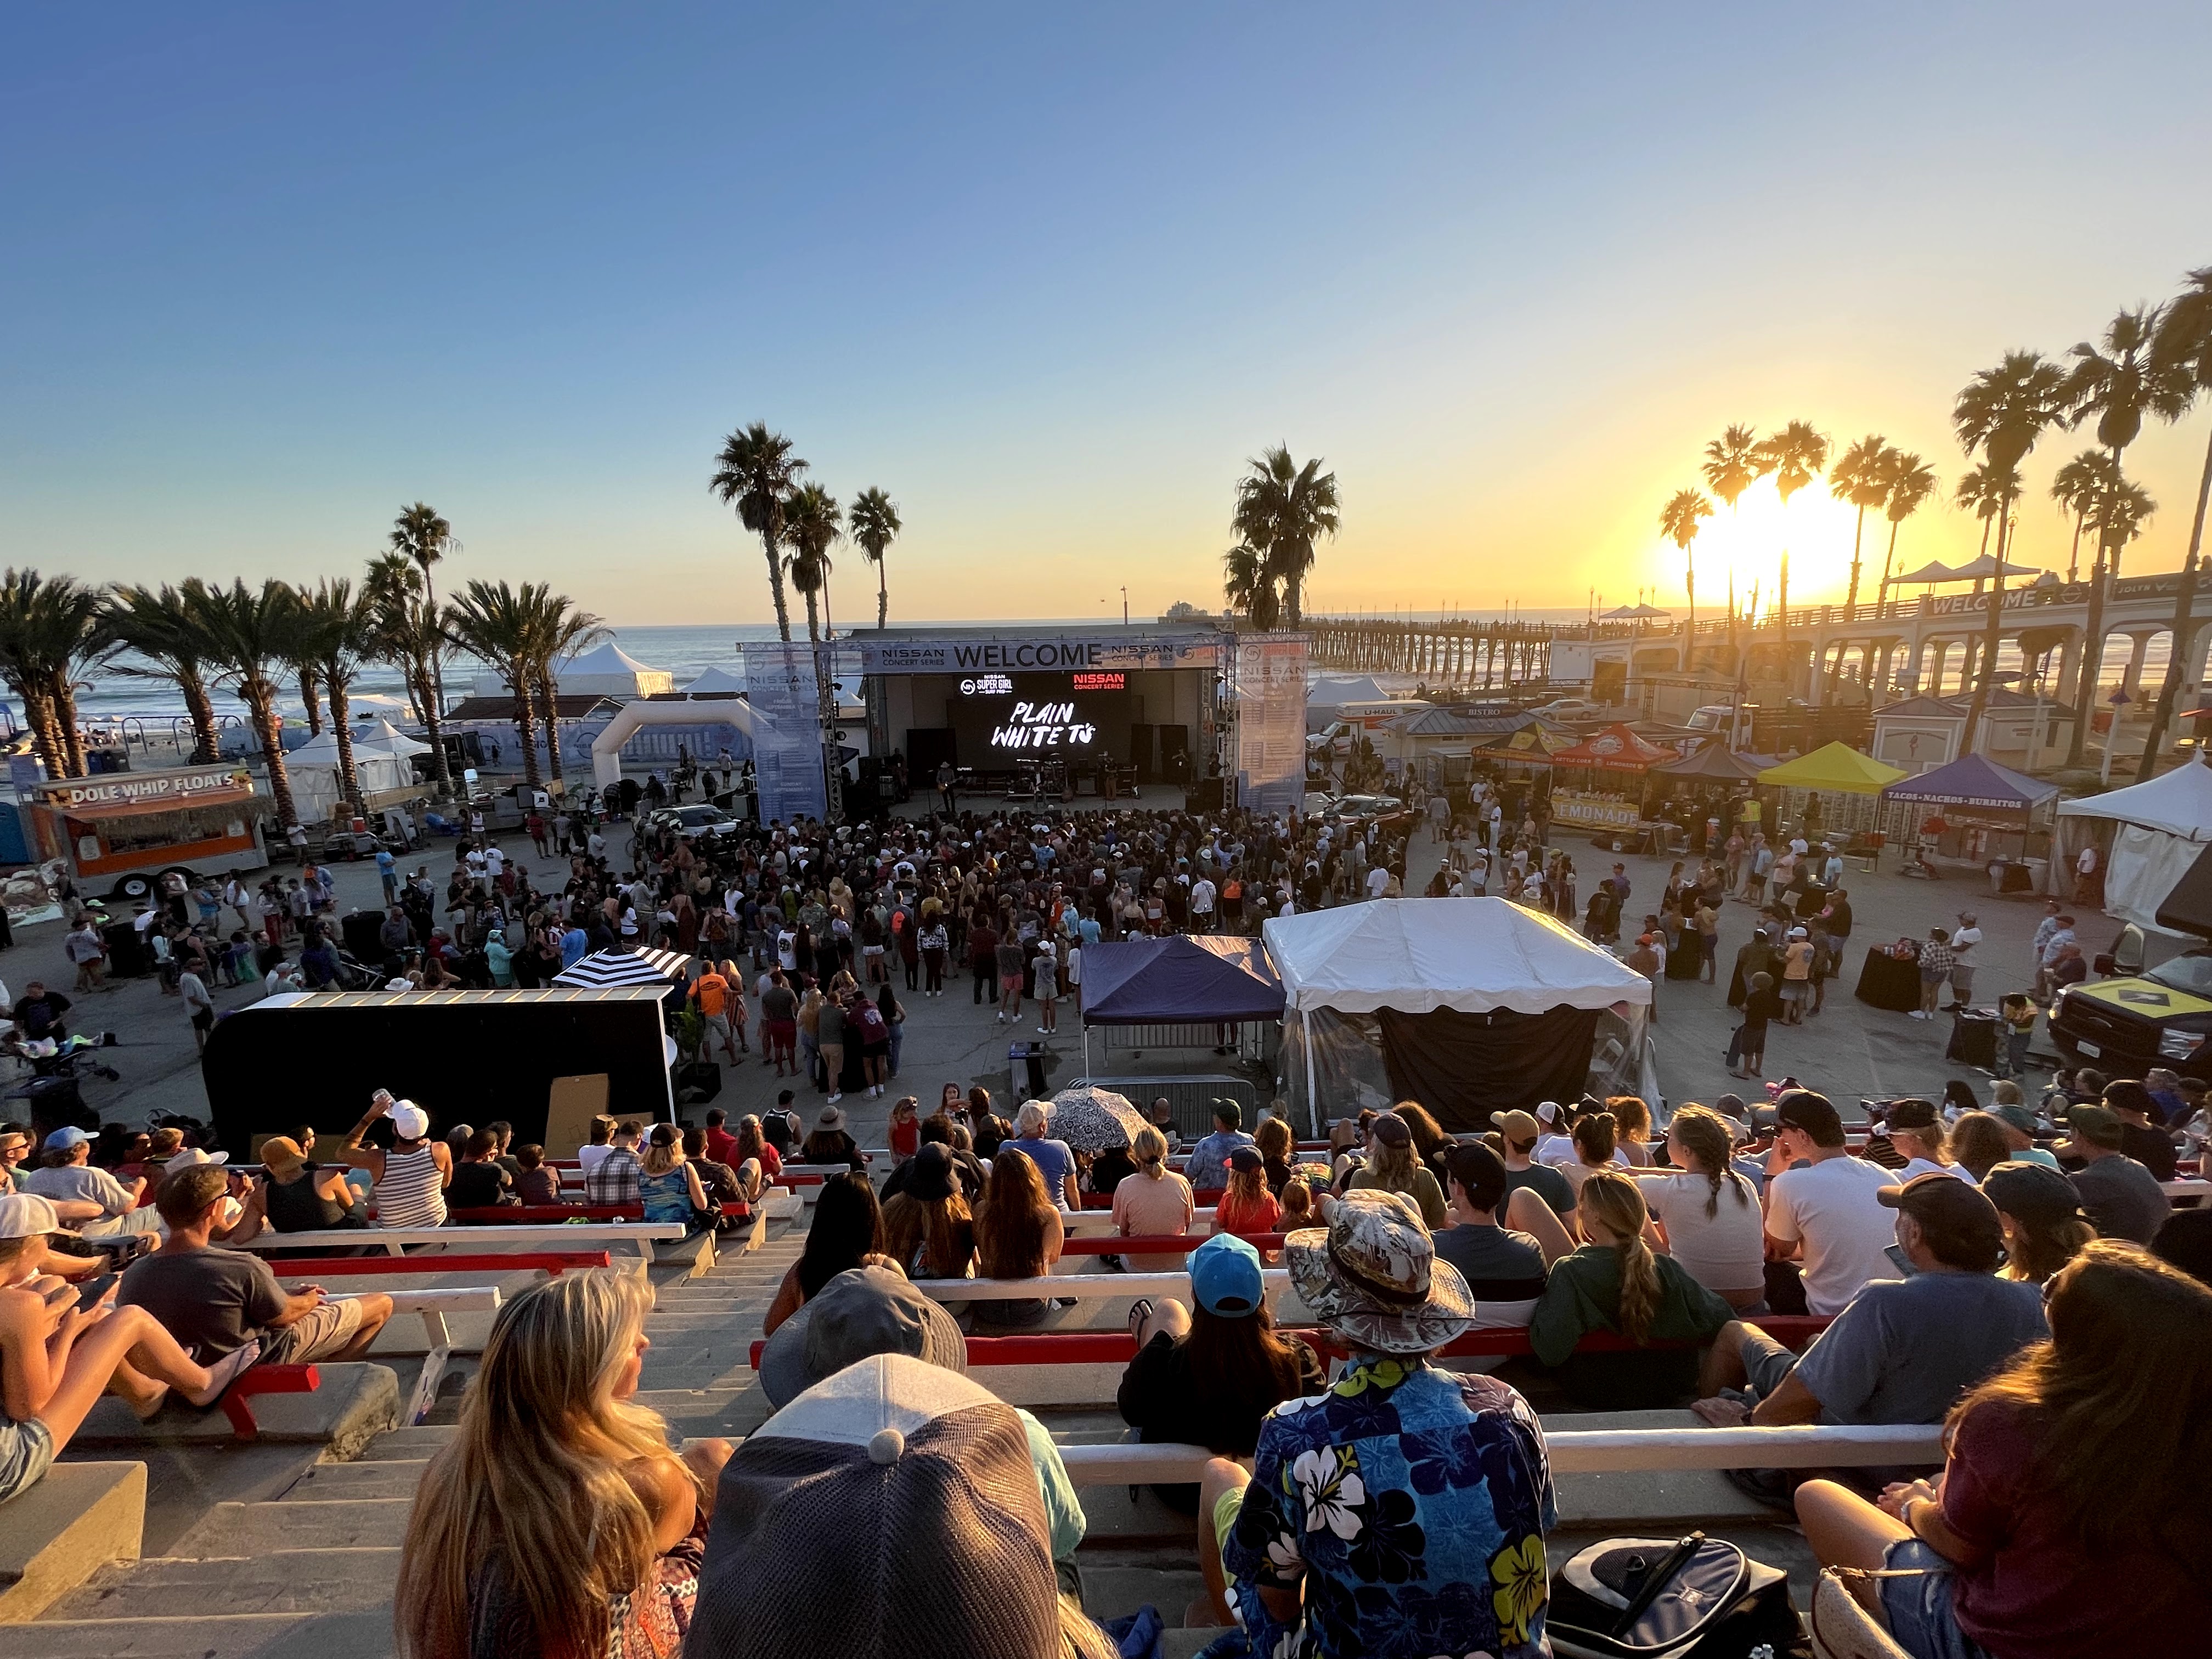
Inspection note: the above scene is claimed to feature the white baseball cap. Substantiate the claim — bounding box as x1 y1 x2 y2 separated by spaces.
391 1102 431 1139
0 1192 62 1239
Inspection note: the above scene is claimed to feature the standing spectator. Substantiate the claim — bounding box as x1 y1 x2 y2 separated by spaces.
2032 913 2077 1001
1183 1099 1255 1194
178 963 216 1051
1778 926 1815 1023
1912 926 1955 1020
1945 910 1982 1009
2072 838 2101 902
64 917 109 993
2057 1103 2172 1244
1760 1090 1898 1316
1727 970 1784 1077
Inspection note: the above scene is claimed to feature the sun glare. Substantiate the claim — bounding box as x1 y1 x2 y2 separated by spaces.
1656 474 1871 615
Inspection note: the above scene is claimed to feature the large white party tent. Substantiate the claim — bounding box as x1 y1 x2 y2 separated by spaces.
1262 898 1655 1133
678 664 747 696
282 719 430 823
2055 753 2212 933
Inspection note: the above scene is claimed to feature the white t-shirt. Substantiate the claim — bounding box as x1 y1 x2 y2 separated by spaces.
1896 1158 1970 1183
1763 1155 1898 1316
1366 866 1391 899
1640 1170 1767 1295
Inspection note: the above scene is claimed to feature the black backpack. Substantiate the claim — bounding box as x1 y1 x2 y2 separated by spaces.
1545 1533 1805 1659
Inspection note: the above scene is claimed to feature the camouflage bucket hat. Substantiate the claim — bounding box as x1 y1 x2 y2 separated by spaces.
1284 1188 1476 1356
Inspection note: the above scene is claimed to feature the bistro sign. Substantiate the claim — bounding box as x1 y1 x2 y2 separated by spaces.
42 766 252 811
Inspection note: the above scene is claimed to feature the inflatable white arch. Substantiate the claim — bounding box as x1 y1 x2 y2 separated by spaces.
591 697 765 789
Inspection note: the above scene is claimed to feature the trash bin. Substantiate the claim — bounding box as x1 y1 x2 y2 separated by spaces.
2023 856 2050 895
1946 1009 2000 1070
1008 1042 1047 1100
103 919 151 978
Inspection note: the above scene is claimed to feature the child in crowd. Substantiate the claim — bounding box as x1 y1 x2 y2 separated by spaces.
1997 993 2038 1080
512 1145 564 1206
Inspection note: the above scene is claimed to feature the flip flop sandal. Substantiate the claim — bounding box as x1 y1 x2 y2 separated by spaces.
1126 1297 1154 1335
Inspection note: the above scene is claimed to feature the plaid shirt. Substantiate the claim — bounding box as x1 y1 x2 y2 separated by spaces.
585 1147 644 1207
1920 943 1955 978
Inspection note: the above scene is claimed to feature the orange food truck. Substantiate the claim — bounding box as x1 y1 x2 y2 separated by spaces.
25 764 267 901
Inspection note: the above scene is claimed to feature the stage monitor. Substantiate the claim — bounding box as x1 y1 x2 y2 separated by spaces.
945 671 1135 763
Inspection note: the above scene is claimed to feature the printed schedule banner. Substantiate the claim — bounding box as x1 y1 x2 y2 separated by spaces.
1234 634 1308 814
740 643 828 825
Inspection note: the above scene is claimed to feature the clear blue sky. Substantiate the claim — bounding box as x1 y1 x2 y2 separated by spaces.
5 3 2210 623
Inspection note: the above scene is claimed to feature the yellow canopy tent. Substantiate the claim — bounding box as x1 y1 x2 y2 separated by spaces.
1756 742 1906 795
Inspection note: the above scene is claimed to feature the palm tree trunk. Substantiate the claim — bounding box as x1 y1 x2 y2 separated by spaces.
1283 561 1304 630
803 591 840 824
1962 494 2016 754
1877 518 1901 615
15 686 62 779
2067 512 2085 584
253 689 298 828
300 668 323 736
536 675 566 786
763 528 792 643
2136 422 2212 780
413 656 450 788
180 673 219 763
876 561 889 630
419 563 448 720
330 678 360 811
1684 560 1696 663
1844 506 1866 612
51 674 87 778
1776 552 1790 696
2069 549 2110 767
510 665 543 791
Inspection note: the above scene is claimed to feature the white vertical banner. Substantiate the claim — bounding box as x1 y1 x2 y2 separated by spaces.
1234 633 1309 814
740 642 828 825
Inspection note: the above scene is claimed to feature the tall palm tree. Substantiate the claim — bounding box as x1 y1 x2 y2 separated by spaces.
1752 421 1827 667
190 579 305 828
295 579 376 809
781 482 845 822
525 591 606 791
364 552 453 789
1828 435 1893 612
710 423 806 643
2061 312 2190 764
445 580 548 791
1232 447 1340 628
1702 425 1763 652
1954 462 2012 573
1954 351 2068 751
2140 267 2212 776
2048 450 2112 583
1657 488 1711 643
1222 544 1280 630
0 571 106 778
389 504 456 720
848 488 902 629
1874 452 1936 611
103 580 223 761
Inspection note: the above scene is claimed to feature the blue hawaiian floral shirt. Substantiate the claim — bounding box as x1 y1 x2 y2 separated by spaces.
1218 1356 1556 1659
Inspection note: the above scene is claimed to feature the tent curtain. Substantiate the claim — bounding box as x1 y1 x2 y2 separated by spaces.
1378 1006 1601 1132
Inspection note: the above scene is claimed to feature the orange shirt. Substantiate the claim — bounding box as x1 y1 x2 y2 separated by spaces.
693 973 730 1018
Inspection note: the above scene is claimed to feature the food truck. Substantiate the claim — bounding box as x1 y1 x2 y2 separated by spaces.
24 764 267 900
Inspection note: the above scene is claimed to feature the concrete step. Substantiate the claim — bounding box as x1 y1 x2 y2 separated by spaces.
358 1425 454 1462
0 1610 393 1658
69 1363 400 1457
166 1499 413 1558
283 1460 429 1501
0 1461 144 1624
48 1550 402 1619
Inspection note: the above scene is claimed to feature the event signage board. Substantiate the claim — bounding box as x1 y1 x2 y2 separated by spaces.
739 643 828 824
1550 790 1641 830
1234 634 1308 814
832 632 1223 676
40 766 252 810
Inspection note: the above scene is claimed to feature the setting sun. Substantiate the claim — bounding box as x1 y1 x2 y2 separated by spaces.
1662 473 1896 618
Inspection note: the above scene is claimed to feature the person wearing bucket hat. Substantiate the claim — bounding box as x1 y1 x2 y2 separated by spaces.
1980 1161 2095 1286
1201 1190 1557 1658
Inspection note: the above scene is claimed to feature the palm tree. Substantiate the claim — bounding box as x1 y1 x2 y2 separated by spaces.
445 580 548 790
1702 425 1763 652
848 488 902 629
103 580 223 761
0 571 106 778
1232 447 1340 628
1657 488 1711 644
2140 268 2212 776
295 579 376 810
1222 544 1280 630
1828 436 1893 612
191 579 306 828
2048 450 2112 583
389 504 456 720
1954 352 2068 751
2061 312 2191 764
364 553 453 789
781 482 845 822
1954 462 2012 574
524 591 606 791
711 423 806 643
1874 452 1936 611
1752 421 1827 670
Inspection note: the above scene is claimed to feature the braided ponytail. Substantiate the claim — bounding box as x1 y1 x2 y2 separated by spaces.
1669 1105 1751 1219
1581 1171 1661 1346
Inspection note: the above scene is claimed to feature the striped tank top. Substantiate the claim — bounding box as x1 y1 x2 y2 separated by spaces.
375 1144 447 1228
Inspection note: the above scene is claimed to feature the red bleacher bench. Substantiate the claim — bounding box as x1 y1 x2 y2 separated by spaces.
445 1203 752 1224
219 1364 320 1441
256 1251 613 1277
1056 1233 1288 1255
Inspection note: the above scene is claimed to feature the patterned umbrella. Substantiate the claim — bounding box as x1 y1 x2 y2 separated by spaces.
1047 1085 1146 1152
552 945 692 989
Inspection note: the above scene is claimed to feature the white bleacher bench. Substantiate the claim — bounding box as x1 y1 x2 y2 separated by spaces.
1065 1207 1220 1237
239 1222 685 1270
328 1286 501 1426
914 1268 1289 1303
1056 1423 1948 1487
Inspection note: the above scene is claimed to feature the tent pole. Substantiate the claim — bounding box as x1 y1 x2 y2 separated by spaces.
1082 1024 1091 1080
1303 1007 1321 1138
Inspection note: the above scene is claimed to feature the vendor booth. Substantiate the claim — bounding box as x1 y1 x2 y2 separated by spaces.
1756 743 1906 842
1880 753 2057 888
1262 898 1655 1135
1076 934 1285 1077
1546 723 1678 840
2055 754 2212 934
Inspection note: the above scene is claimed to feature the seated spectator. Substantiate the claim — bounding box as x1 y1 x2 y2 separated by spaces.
1985 1098 2062 1170
575 1114 617 1176
1883 1099 1967 1181
1697 1173 2047 1437
732 1113 781 1182
692 1351 1122 1658
511 1144 567 1207
1215 1148 1282 1237
2057 1103 2171 1244
582 1119 645 1209
1251 1114 1296 1196
763 1170 888 1336
1492 1107 1579 1227
879 1144 977 1283
682 1127 754 1217
448 1128 521 1216
1145 1094 1180 1154
1980 1161 2095 1287
1630 1104 1767 1310
1346 1111 1448 1228
1796 1242 2212 1659
342 1096 450 1227
2143 1065 2191 1125
2096 1079 2179 1180
120 1166 394 1368
1084 1132 1137 1198
800 1107 866 1172
702 1107 740 1169
1531 1170 1735 1408
1 1194 259 1497
1002 1100 1080 1211
1388 1099 1454 1184
1948 1111 2014 1182
1277 1175 1314 1230
1110 1126 1194 1272
637 1124 710 1228
881 1112 986 1203
1204 1190 1556 1658
1182 1099 1254 1193
24 1127 158 1240
227 1136 362 1242
1118 1234 1323 1513
1435 1141 1561 1329
1760 1089 1897 1315
398 1270 734 1657
1550 1109 1630 1212
1610 1094 1657 1166
973 1148 1064 1329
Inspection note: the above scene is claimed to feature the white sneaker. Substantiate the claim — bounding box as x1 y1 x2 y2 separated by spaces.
828 1092 843 1103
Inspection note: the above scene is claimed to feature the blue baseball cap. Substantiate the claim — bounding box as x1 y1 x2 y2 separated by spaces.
1188 1233 1265 1317
42 1126 93 1151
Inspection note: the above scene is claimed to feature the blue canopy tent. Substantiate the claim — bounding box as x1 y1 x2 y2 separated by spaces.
1881 752 2059 882
1880 752 2057 812
1076 934 1285 1076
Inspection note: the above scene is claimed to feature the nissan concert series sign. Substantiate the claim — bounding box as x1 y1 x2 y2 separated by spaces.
46 767 251 809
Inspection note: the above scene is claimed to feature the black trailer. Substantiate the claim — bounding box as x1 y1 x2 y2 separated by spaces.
201 986 674 1153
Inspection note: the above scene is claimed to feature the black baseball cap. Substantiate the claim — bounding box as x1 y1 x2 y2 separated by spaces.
1774 1090 1843 1144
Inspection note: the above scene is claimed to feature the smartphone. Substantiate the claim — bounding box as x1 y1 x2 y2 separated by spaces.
75 1273 117 1311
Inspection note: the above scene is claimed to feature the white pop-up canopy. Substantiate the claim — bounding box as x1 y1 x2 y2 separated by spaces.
2055 753 2212 933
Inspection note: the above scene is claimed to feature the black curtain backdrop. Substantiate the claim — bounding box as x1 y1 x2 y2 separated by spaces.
1378 1005 1601 1133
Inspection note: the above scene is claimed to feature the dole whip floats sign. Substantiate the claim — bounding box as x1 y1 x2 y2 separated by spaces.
991 701 1099 751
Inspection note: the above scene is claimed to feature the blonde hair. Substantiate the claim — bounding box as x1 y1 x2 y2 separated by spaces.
640 1122 684 1176
1363 1131 1420 1196
398 1271 679 1659
1133 1124 1169 1180
1609 1096 1652 1145
1579 1171 1661 1346
1254 1116 1294 1163
1894 1120 1951 1166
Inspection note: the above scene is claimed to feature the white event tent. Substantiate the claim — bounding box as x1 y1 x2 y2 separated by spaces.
2055 754 2212 933
284 719 431 823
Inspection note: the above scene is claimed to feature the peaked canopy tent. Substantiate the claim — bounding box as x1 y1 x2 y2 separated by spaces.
678 665 747 696
1076 934 1285 1075
1550 724 1675 772
280 720 432 823
1757 742 1908 842
1882 753 2056 813
2055 754 2212 933
1652 740 1771 783
1307 675 1399 715
552 641 676 699
1263 898 1655 1134
1882 752 2061 874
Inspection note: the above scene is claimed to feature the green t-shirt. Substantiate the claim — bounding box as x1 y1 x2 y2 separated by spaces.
1530 1244 1737 1410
